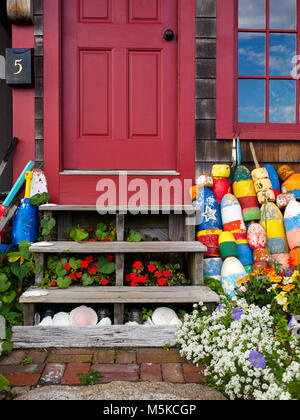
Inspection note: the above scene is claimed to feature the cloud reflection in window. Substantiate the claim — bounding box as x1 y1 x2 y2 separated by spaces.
238 79 266 123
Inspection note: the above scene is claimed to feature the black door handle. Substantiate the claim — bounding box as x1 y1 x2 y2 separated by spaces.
163 29 175 41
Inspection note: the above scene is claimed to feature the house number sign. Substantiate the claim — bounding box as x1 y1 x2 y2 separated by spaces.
5 48 33 86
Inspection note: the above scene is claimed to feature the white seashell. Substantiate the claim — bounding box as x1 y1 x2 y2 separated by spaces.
124 321 139 326
70 306 98 326
97 317 112 327
144 317 154 326
52 312 72 326
151 307 178 326
22 290 49 298
39 316 53 326
170 317 182 327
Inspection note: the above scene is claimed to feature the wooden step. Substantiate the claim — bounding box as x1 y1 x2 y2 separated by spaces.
12 325 179 349
29 241 207 254
19 286 219 305
39 204 196 213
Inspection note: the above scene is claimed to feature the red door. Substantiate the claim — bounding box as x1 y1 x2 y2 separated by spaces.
62 0 177 171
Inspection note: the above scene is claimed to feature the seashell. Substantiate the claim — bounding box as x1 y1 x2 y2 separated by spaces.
97 317 112 327
70 306 98 326
124 321 139 326
151 307 178 326
144 317 154 326
39 316 53 327
169 317 182 327
52 312 72 327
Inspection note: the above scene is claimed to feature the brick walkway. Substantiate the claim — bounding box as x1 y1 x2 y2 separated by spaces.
0 348 205 388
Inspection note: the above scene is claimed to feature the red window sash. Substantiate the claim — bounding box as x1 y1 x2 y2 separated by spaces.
216 0 300 140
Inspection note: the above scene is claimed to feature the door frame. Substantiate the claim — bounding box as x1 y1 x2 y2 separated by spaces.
44 0 195 205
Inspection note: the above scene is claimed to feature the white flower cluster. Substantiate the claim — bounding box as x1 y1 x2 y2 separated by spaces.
176 300 300 400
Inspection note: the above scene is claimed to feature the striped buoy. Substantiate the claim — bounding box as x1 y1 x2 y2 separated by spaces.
233 166 260 221
284 200 300 251
197 229 222 258
235 239 253 267
221 194 246 233
221 257 247 300
264 164 281 199
260 202 288 254
195 187 222 231
219 231 238 259
213 177 232 205
203 258 223 281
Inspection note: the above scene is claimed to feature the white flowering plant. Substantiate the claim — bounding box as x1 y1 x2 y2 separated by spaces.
176 299 300 400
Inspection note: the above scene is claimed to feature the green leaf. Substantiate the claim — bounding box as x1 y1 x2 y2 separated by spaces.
70 226 89 243
7 252 22 263
57 276 72 289
55 265 67 277
0 374 10 392
10 262 31 279
40 217 56 236
96 223 107 232
97 256 115 274
30 192 51 206
2 290 16 304
69 257 81 270
0 274 10 293
82 274 94 286
127 229 142 242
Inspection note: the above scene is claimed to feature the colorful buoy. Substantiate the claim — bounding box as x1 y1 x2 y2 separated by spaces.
289 247 300 268
236 240 254 267
197 229 222 258
213 177 232 205
219 231 238 259
276 187 296 209
221 194 246 233
203 258 223 281
284 200 300 251
251 167 275 205
253 248 269 262
212 164 230 178
233 166 260 221
247 223 266 250
260 202 288 254
271 253 290 270
195 187 222 231
221 257 247 300
264 164 281 199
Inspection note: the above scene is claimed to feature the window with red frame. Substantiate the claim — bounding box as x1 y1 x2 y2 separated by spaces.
216 0 300 140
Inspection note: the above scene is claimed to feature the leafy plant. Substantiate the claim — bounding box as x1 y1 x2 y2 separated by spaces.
70 226 89 243
0 375 10 392
30 192 50 206
40 217 56 237
126 229 142 242
21 357 33 366
78 370 103 386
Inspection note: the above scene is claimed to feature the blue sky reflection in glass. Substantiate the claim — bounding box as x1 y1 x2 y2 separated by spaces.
269 80 296 123
239 33 266 76
269 0 297 30
238 0 266 29
269 34 296 76
238 79 266 123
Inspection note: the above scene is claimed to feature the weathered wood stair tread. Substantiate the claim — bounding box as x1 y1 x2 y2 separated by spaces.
29 241 207 254
20 286 219 304
12 325 179 348
39 204 196 213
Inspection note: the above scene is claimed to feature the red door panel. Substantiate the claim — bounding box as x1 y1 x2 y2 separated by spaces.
63 0 177 171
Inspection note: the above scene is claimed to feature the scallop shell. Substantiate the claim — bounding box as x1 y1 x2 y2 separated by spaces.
52 312 72 327
39 316 53 327
97 317 112 327
70 306 98 326
151 307 178 326
170 317 182 327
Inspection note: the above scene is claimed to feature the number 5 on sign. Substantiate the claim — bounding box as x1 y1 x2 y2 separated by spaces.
13 59 23 75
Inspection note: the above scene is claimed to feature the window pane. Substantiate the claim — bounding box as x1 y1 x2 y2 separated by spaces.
269 34 296 76
269 0 297 30
269 80 296 123
239 0 266 29
239 33 266 76
238 79 266 123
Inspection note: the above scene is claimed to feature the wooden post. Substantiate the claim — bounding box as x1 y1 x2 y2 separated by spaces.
34 253 44 286
23 303 35 326
7 0 33 24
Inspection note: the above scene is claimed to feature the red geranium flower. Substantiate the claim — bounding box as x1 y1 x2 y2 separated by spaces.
76 273 83 279
157 278 167 286
80 261 89 269
89 238 96 242
133 261 143 270
148 264 157 273
101 279 109 286
85 256 94 263
163 270 171 278
69 273 75 280
130 272 137 278
87 228 94 233
65 263 71 271
106 254 114 262
51 281 57 287
155 272 163 279
104 237 111 242
88 266 98 275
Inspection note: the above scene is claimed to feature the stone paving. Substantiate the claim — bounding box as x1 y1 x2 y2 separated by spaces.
0 347 206 388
